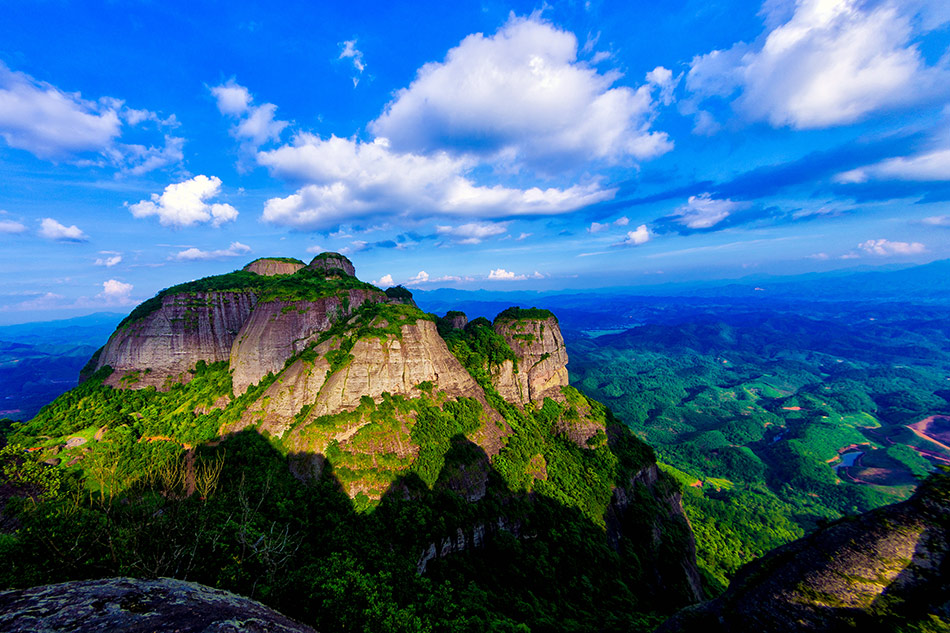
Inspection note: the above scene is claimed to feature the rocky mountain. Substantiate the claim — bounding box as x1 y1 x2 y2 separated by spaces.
658 469 950 632
3 253 704 628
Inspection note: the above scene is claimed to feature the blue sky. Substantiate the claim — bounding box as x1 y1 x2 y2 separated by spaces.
1 0 949 323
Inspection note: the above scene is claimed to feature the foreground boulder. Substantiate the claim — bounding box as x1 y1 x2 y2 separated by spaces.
0 577 315 632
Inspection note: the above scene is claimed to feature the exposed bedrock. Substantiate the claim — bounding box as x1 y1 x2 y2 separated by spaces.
96 291 257 389
229 289 387 395
234 319 509 455
0 577 316 633
492 316 569 405
307 252 356 277
243 257 305 276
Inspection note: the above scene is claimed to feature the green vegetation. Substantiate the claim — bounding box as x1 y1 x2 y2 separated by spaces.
494 306 556 323
117 265 379 329
246 256 305 266
568 307 950 595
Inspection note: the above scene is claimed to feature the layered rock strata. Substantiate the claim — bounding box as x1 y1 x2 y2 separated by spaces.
96 291 257 389
243 257 305 276
229 289 386 395
492 315 569 405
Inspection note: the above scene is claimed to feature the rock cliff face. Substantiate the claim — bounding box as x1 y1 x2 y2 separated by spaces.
0 577 316 633
96 291 257 389
658 471 950 632
307 252 355 277
492 311 569 405
229 289 386 395
243 257 305 276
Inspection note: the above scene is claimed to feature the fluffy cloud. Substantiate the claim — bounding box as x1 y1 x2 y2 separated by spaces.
0 219 26 234
836 148 950 183
211 80 288 149
616 224 651 246
94 251 122 267
375 273 394 286
858 238 926 256
128 175 238 228
436 221 508 244
0 62 120 158
339 40 366 87
487 268 543 281
407 271 430 284
369 15 671 171
172 241 251 261
98 279 134 304
645 66 678 106
666 194 741 230
0 62 182 173
687 0 950 129
38 218 88 242
258 134 612 229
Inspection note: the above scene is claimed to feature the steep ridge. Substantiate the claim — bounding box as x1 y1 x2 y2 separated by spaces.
657 469 950 632
10 254 706 622
95 291 257 389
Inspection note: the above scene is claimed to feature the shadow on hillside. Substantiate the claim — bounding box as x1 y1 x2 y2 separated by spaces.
1 425 701 631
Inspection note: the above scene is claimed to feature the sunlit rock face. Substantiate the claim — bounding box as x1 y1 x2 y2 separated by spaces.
243 257 305 276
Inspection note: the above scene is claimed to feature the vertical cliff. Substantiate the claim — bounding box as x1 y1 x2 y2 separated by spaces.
228 288 386 395
95 291 257 389
491 308 569 405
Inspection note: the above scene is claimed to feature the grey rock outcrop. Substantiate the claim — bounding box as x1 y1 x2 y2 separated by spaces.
307 253 355 277
229 289 386 395
0 577 316 633
243 258 305 276
492 315 569 405
96 291 257 389
235 319 509 455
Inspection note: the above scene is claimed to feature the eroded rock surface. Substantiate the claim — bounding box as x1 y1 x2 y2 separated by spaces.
657 472 950 632
307 253 355 277
493 315 569 404
229 289 386 395
0 577 316 633
243 258 305 276
97 291 257 389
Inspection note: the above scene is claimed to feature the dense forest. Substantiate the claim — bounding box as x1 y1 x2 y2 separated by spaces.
566 301 950 592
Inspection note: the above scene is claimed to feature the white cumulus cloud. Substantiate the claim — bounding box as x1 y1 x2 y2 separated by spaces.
375 273 394 287
128 175 238 228
407 271 430 285
258 134 612 229
487 268 544 281
616 224 651 246
858 238 926 256
0 62 182 173
172 241 251 261
687 0 950 129
369 15 671 172
211 80 288 150
38 217 88 242
668 194 741 229
98 279 134 304
94 251 122 267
